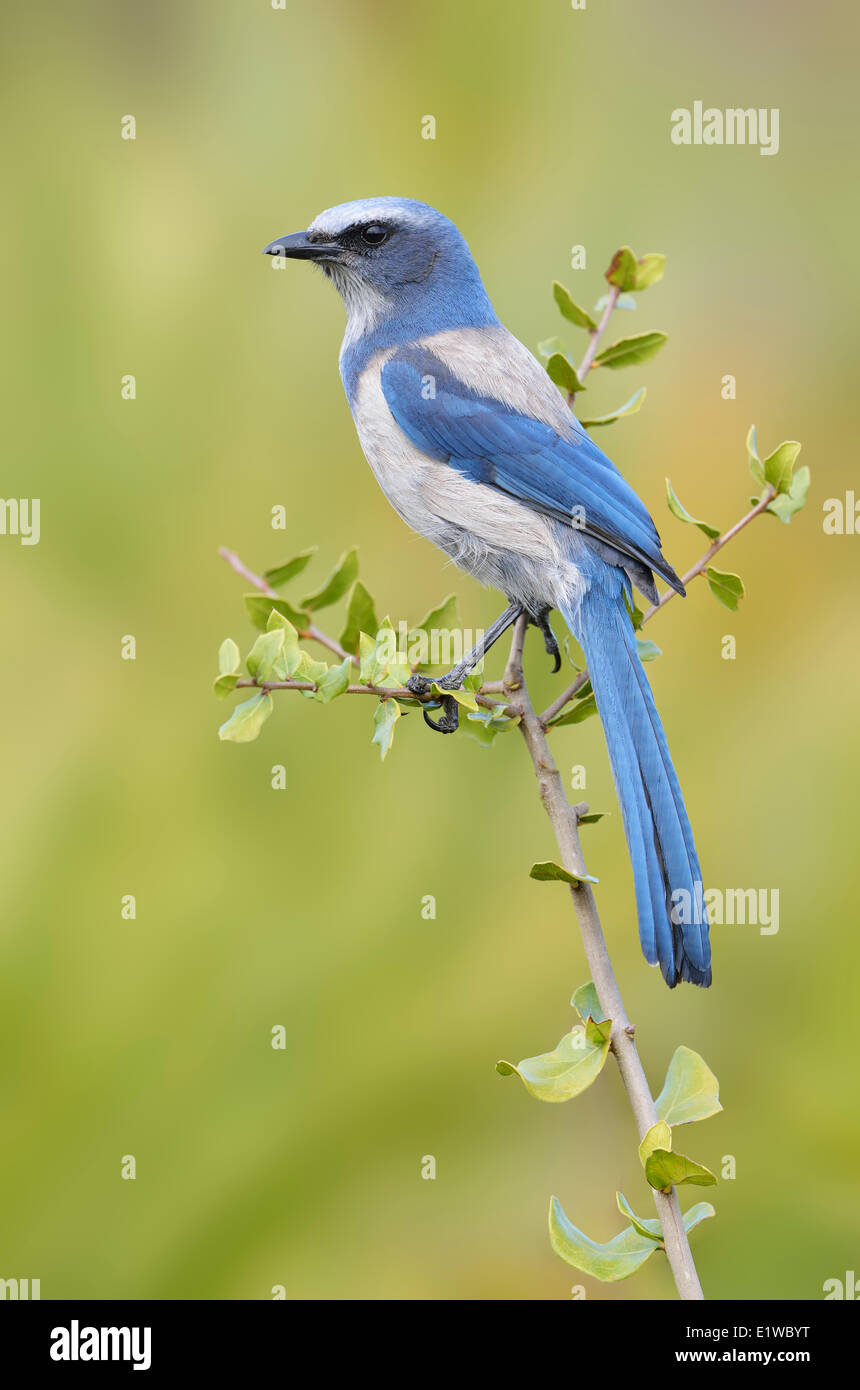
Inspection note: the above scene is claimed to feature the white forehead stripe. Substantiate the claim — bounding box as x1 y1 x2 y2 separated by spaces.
309 198 430 237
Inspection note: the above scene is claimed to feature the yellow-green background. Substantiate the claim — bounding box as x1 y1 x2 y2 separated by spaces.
1 0 857 1300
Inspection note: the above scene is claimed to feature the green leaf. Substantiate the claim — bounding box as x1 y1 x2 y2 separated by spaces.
549 1197 661 1281
636 638 662 663
616 1192 664 1244
747 424 765 486
546 353 587 395
763 440 802 496
605 246 639 292
605 248 666 293
705 566 745 611
313 657 351 704
638 1121 672 1167
624 590 645 630
560 636 582 671
593 332 668 370
358 619 409 688
263 548 317 588
616 1194 715 1243
577 810 610 825
371 698 401 760
553 280 597 331
430 681 478 712
213 673 240 699
655 1045 723 1126
339 580 378 655
529 860 598 886
293 650 329 688
218 691 274 744
767 464 810 523
680 1202 717 1235
586 1015 612 1046
537 335 567 360
546 692 598 727
579 387 647 428
571 981 605 1023
246 628 286 681
461 705 517 747
497 1021 611 1102
595 291 637 312
410 592 460 636
266 612 301 678
632 253 666 291
665 478 721 540
645 1148 717 1191
218 638 240 676
244 593 309 632
408 593 462 670
359 631 381 685
301 547 359 612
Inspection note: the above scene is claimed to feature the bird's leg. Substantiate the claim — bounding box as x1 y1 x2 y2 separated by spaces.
531 607 561 674
407 601 524 735
407 602 523 695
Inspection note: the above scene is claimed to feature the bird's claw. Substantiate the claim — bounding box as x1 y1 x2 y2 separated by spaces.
533 610 561 674
406 672 432 696
421 695 459 734
406 672 462 733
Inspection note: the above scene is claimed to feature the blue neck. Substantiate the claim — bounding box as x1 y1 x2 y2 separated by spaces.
340 280 498 402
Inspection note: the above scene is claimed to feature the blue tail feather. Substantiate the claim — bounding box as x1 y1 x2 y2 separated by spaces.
563 572 711 989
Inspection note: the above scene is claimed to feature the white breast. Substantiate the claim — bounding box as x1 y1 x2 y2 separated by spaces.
348 326 583 612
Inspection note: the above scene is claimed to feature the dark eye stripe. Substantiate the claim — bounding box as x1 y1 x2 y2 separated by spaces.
334 221 393 251
361 223 389 246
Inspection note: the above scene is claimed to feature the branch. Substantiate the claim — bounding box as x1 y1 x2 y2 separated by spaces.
503 615 705 1300
235 674 502 711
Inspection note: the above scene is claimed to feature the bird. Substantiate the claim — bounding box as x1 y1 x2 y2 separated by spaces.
263 197 710 989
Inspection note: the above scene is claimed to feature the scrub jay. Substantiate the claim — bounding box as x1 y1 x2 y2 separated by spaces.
264 198 710 988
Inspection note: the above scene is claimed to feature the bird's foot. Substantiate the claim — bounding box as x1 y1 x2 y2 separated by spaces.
406 671 462 734
531 609 561 674
406 670 462 695
420 696 460 734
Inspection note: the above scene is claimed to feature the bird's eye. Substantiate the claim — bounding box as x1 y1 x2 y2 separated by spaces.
360 224 389 246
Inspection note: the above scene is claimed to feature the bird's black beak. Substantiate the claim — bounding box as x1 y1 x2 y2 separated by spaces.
262 231 340 261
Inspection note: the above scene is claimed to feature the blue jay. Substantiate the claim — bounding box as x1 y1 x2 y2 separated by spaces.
264 198 710 988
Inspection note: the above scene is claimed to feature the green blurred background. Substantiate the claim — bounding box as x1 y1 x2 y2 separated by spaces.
1 0 857 1300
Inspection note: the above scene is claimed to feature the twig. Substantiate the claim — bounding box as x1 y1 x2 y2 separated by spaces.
220 545 356 665
641 485 777 623
539 487 776 726
234 675 503 712
503 614 705 1301
573 283 621 394
218 546 275 596
539 670 590 730
544 284 777 726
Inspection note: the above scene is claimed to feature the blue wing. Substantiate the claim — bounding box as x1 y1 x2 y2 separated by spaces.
380 346 682 595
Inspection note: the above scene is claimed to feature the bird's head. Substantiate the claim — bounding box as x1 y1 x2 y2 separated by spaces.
263 197 494 336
